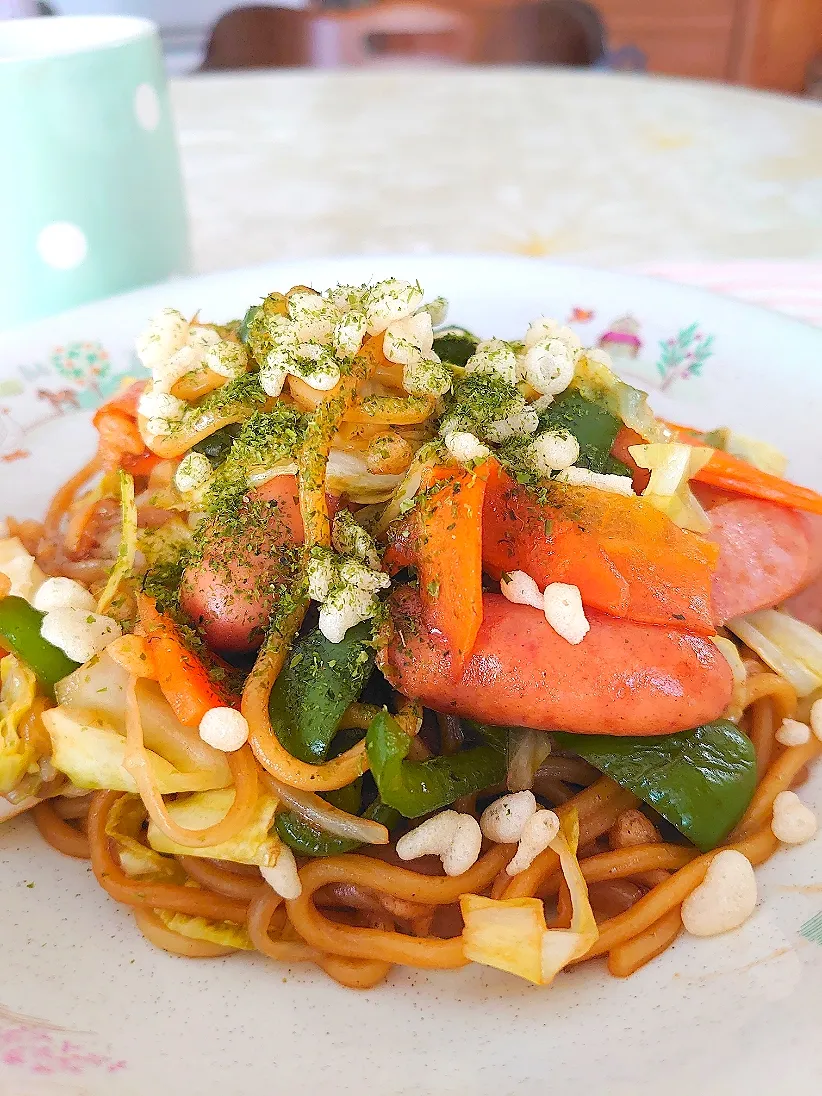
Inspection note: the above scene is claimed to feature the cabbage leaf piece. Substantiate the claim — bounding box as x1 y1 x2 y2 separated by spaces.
0 654 38 795
43 706 230 793
147 787 281 867
154 909 253 950
460 810 598 985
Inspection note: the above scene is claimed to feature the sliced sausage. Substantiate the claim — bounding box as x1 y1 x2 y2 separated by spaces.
782 513 822 628
381 588 733 736
708 499 811 624
180 476 337 653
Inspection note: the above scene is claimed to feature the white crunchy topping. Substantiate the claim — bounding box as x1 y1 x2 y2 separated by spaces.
403 353 452 397
198 707 249 753
383 311 434 367
810 699 822 741
307 540 389 645
521 337 576 397
332 510 380 569
135 307 189 375
136 310 227 394
32 577 96 614
421 296 448 326
174 452 213 495
500 571 543 611
555 466 634 495
443 431 490 464
524 317 582 354
40 608 122 664
506 809 561 876
395 810 482 877
0 537 45 602
480 790 537 844
681 850 757 937
485 405 539 444
465 339 519 386
137 387 187 437
543 583 589 645
261 844 302 900
333 310 368 360
526 430 580 475
287 290 339 343
775 718 811 747
532 395 556 414
203 339 248 380
771 791 817 845
364 279 424 335
306 550 337 604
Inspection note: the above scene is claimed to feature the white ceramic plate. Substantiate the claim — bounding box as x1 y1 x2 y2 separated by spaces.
1 255 821 1096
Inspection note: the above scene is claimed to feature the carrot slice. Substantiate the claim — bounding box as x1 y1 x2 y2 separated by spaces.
137 594 236 727
663 422 822 516
483 467 716 635
417 462 490 678
482 465 630 616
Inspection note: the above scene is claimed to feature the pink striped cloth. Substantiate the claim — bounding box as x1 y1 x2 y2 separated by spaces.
633 262 822 328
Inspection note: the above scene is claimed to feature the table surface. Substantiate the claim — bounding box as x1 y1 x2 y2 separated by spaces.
170 68 822 275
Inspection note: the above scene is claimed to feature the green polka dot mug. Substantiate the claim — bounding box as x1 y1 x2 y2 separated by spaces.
0 15 189 331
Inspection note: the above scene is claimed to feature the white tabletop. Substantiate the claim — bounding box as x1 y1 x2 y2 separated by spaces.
170 68 822 274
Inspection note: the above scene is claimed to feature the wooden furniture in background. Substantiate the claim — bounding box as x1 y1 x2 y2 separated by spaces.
201 5 309 70
553 0 822 91
315 2 476 66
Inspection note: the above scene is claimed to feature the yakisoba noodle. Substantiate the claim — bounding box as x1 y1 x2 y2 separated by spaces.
1 277 821 992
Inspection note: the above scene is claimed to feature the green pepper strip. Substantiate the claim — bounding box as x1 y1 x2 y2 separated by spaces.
0 596 80 699
275 798 400 858
538 389 630 477
268 623 375 764
365 711 507 819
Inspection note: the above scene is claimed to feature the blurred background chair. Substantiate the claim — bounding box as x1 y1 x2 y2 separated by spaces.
518 0 606 67
201 4 309 69
314 2 476 67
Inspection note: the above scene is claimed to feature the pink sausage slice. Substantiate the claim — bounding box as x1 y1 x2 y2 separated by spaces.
782 514 822 629
381 588 733 736
709 500 811 625
180 475 321 653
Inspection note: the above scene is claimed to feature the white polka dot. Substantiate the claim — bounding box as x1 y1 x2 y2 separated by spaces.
37 223 87 270
134 83 161 131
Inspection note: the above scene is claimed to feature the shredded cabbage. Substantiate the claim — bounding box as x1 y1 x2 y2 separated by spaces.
147 788 281 866
97 471 137 615
0 654 38 795
0 537 45 602
138 517 193 570
711 636 747 685
460 809 598 984
55 655 232 788
105 793 181 880
43 706 231 793
704 427 787 478
507 729 552 792
727 610 822 697
154 909 253 950
629 442 713 533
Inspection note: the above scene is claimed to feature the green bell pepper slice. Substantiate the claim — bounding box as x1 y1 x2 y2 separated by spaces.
538 389 630 477
365 711 507 818
553 719 757 852
268 623 375 764
0 596 80 698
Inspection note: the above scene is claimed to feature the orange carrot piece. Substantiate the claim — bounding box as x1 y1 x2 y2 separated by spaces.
137 594 236 727
417 462 490 678
483 466 717 635
665 422 822 516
